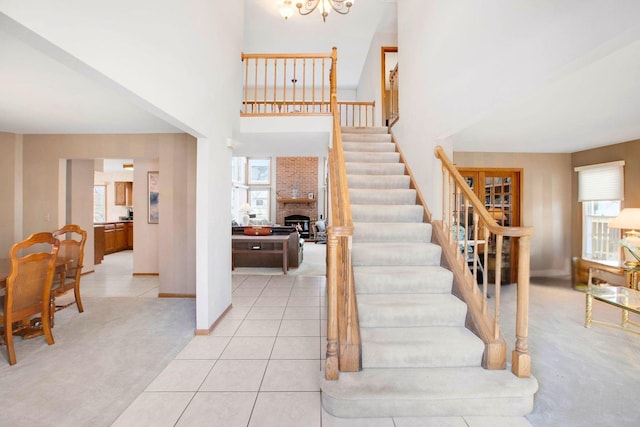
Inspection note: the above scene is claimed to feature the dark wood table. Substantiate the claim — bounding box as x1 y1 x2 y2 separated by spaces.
232 235 290 274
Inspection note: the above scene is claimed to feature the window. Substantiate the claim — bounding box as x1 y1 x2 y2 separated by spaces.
575 161 625 262
231 157 271 223
94 185 106 223
582 201 620 261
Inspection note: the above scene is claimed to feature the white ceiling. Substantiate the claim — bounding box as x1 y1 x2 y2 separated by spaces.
1 1 640 154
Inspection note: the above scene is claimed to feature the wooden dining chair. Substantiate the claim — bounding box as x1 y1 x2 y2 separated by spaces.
52 225 87 313
1 232 59 365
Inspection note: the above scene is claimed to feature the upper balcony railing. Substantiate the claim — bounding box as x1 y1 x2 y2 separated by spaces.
241 49 374 127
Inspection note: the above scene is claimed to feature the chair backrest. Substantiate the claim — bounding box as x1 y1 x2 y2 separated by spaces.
52 225 87 278
5 232 59 319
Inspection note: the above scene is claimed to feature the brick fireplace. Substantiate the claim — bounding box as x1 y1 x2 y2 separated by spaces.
276 157 318 227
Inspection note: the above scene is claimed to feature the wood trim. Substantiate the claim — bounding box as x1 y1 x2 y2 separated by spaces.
195 304 233 336
381 46 398 125
133 273 159 276
158 293 196 298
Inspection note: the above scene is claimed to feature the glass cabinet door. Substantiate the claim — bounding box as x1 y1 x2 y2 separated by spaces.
458 169 521 285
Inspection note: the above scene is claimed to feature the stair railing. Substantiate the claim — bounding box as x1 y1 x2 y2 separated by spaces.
434 146 533 378
325 48 361 380
387 64 399 127
337 101 375 127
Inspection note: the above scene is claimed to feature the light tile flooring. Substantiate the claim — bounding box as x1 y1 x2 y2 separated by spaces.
113 271 531 427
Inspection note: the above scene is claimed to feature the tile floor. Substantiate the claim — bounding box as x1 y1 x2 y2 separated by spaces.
113 272 532 427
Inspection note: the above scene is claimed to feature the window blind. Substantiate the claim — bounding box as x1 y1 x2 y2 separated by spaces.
574 161 625 202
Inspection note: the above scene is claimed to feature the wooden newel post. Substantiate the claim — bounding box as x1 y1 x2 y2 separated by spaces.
325 229 339 380
512 234 532 377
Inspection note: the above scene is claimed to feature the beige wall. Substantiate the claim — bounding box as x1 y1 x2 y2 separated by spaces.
0 133 22 256
17 133 196 295
453 152 573 277
570 138 640 260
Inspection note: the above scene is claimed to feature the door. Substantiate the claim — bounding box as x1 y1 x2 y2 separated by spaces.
457 168 522 285
380 46 398 126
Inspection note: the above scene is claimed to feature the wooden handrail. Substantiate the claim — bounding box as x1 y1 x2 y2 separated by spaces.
325 48 361 380
434 146 534 378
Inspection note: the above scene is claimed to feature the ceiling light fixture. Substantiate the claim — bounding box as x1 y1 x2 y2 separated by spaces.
279 0 354 22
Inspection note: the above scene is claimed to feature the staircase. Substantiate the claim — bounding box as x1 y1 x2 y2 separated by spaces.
320 126 538 418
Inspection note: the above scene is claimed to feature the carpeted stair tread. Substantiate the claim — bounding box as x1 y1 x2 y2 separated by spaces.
345 162 405 175
354 266 452 294
344 151 400 163
350 189 417 205
351 205 425 223
320 367 539 418
342 126 389 134
352 242 441 266
347 174 410 189
342 133 392 142
361 327 485 368
352 222 432 243
343 142 396 152
357 294 468 326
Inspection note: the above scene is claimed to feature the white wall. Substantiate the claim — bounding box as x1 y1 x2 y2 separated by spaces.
2 1 245 329
68 159 96 273
0 132 22 256
357 33 397 126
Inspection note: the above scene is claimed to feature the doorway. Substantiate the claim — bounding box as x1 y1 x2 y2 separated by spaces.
457 168 523 285
381 46 398 126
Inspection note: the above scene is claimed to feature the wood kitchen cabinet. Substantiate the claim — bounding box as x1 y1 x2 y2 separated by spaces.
100 221 133 255
114 181 133 206
127 223 134 249
104 224 116 253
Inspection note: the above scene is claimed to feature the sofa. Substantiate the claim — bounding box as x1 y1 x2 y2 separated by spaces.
231 226 304 269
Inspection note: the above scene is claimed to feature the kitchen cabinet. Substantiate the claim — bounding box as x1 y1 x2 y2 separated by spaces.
115 181 133 206
100 222 133 255
104 224 116 253
127 223 134 249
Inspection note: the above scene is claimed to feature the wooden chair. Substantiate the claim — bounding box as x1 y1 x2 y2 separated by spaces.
52 225 87 313
1 232 59 365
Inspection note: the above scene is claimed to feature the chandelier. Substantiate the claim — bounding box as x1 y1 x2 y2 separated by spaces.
279 0 354 22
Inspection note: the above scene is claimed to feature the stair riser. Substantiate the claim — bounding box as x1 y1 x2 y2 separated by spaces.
342 126 389 134
352 247 441 266
351 206 425 223
343 142 396 152
347 175 410 189
350 189 416 205
346 163 405 175
358 305 467 327
342 134 392 142
353 223 432 243
362 342 482 368
344 152 400 163
354 268 453 294
321 394 535 419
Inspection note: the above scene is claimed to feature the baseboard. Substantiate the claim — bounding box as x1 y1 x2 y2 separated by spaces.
158 293 196 298
195 304 232 335
133 272 160 276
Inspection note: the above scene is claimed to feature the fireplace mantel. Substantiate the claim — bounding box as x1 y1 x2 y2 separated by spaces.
278 198 315 204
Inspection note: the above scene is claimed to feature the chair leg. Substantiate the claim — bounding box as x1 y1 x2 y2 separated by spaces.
5 326 16 365
41 312 55 346
74 283 84 313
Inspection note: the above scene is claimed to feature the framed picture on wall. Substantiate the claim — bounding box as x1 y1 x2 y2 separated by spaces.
148 171 159 224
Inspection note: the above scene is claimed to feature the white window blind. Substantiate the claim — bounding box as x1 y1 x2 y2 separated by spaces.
574 161 625 202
